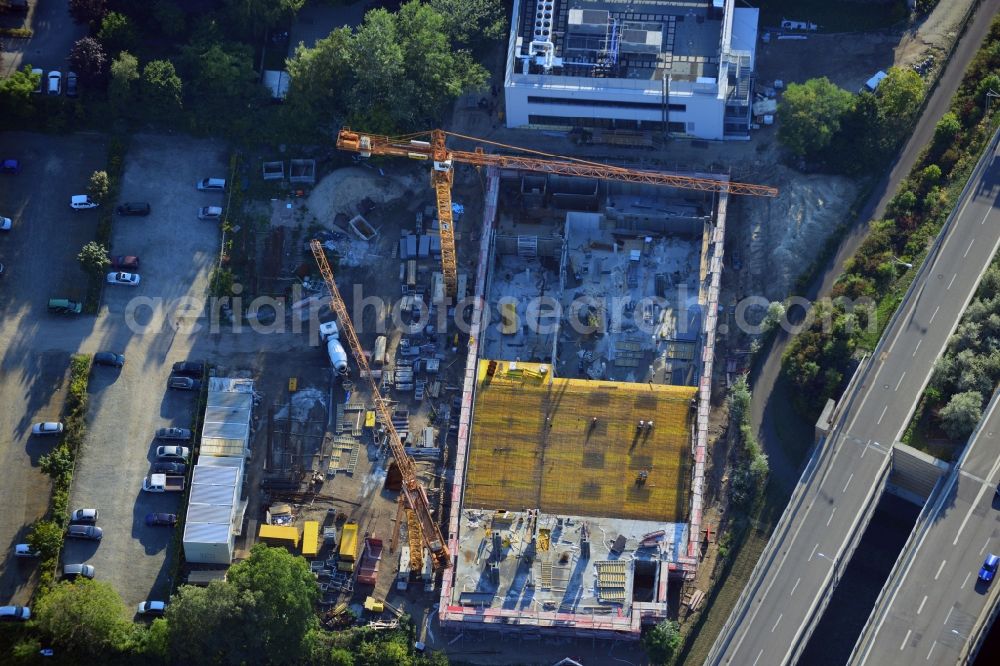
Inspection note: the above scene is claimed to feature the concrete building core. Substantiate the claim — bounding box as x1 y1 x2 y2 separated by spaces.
441 167 727 638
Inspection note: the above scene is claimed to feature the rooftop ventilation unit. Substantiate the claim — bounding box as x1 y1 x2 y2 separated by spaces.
526 0 560 72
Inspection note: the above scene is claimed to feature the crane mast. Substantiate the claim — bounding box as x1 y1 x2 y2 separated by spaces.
336 127 778 299
310 240 450 570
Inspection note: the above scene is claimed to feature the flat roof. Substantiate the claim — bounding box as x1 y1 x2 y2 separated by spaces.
465 360 695 522
202 378 254 457
183 456 244 548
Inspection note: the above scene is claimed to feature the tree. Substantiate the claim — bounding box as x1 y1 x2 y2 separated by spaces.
0 65 39 119
27 519 64 560
644 619 682 665
68 0 106 25
226 544 319 663
70 37 107 86
430 0 507 45
141 59 183 120
165 583 249 663
934 112 961 148
875 67 924 132
153 0 187 40
824 91 888 174
109 51 140 115
97 11 136 55
34 579 132 657
88 170 110 202
328 648 355 666
181 41 265 133
777 77 855 158
224 0 305 41
939 390 983 439
285 26 353 136
78 241 111 277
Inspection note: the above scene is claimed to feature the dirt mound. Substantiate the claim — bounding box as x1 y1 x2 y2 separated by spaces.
306 167 419 224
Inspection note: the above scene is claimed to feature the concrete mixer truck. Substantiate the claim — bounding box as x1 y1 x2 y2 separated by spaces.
320 321 349 375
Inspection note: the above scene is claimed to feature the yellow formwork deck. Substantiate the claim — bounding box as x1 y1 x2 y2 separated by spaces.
465 360 696 522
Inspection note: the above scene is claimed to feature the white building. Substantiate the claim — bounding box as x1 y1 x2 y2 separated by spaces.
182 377 255 564
504 0 758 140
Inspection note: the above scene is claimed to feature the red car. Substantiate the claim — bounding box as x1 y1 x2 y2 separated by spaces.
112 255 139 270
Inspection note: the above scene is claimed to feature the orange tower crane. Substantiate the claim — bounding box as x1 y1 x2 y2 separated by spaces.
310 240 451 571
336 128 778 297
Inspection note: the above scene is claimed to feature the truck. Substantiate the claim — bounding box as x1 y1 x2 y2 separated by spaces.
357 536 384 585
141 474 185 493
338 522 359 572
320 321 349 375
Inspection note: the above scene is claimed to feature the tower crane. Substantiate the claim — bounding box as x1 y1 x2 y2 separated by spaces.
310 240 451 571
336 127 778 297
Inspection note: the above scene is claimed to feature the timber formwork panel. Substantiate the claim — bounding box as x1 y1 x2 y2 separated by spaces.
465 360 695 522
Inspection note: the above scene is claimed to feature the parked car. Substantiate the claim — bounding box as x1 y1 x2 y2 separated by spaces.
94 352 125 367
30 68 43 94
145 513 177 527
196 178 226 191
980 553 999 584
116 202 151 216
137 600 166 615
70 195 99 210
0 606 30 622
168 376 201 391
198 206 223 221
152 461 187 475
156 445 190 461
66 524 103 541
66 71 78 98
0 216 11 231
47 298 82 314
156 427 192 441
63 563 95 580
106 271 140 286
31 422 63 436
1 159 21 174
47 70 61 95
171 361 204 377
70 508 99 524
14 544 40 558
111 255 140 270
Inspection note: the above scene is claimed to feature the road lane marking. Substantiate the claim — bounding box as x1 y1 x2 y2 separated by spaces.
895 372 906 391
962 572 971 590
900 629 911 650
912 339 922 357
927 641 937 661
944 606 954 625
983 208 992 225
878 405 888 424
809 543 818 562
965 238 976 257
917 595 927 614
929 305 940 323
843 474 854 493
790 578 800 596
771 614 782 633
982 539 990 555
947 273 957 290
935 559 947 580
752 649 764 666
827 507 837 527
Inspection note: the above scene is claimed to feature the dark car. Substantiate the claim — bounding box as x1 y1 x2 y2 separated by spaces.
1 159 21 174
116 202 151 216
168 375 201 391
93 352 125 368
156 427 192 441
48 298 82 314
66 71 78 98
112 255 139 271
980 553 999 584
171 361 204 377
152 461 187 475
66 524 103 541
145 513 177 527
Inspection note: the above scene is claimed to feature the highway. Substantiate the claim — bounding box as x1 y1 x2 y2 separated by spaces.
851 392 1000 665
708 130 1000 665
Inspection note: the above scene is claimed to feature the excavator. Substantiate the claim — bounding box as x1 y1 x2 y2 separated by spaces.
336 127 778 298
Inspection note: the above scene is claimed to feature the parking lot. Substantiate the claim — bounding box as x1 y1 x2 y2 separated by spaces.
63 134 226 607
0 132 106 605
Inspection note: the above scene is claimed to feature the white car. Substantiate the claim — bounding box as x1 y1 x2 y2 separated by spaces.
0 216 11 231
156 445 190 461
47 70 61 95
31 68 43 94
70 195 99 210
106 271 140 286
196 178 226 191
137 600 166 615
198 206 223 221
15 544 40 558
32 422 64 435
0 605 30 621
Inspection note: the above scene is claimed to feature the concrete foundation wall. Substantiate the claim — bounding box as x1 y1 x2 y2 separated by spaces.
887 442 950 505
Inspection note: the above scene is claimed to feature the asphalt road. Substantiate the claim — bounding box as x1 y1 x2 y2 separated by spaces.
749 0 1000 491
709 127 1000 665
851 395 1000 665
0 0 87 78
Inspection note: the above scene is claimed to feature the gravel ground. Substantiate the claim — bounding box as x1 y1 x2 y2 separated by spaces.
63 134 226 608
